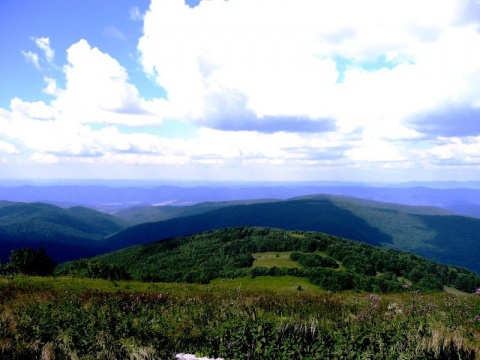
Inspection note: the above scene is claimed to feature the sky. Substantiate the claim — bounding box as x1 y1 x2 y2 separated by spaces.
1 0 480 183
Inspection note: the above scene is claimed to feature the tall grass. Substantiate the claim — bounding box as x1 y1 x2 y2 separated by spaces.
1 276 480 359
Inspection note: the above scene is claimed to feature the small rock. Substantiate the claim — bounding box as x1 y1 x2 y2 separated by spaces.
176 354 224 360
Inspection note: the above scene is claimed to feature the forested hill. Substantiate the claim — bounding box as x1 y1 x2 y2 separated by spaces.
0 202 127 263
58 227 480 294
106 196 480 273
3 195 480 273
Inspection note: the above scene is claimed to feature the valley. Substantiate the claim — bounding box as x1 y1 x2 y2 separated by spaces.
3 190 480 272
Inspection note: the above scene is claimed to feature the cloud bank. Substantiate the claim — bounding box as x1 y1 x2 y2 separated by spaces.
1 0 480 181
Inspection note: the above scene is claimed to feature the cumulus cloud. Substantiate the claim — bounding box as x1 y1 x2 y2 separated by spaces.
0 38 176 166
17 38 170 127
51 39 170 125
43 77 58 95
139 0 341 130
2 0 480 181
425 136 480 167
0 93 353 173
9 98 57 121
138 0 480 140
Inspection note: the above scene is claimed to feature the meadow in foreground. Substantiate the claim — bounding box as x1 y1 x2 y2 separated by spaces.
1 276 480 359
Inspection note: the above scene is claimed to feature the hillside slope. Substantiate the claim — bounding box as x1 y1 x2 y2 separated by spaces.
113 199 280 225
106 196 480 273
0 202 127 262
59 227 480 293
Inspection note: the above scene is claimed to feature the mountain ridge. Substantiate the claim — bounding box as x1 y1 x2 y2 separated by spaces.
106 196 480 273
2 184 480 217
2 194 480 274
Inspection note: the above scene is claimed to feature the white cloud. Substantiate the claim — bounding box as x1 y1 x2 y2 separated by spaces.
43 77 58 95
21 51 40 69
0 140 18 155
427 137 480 164
22 37 55 71
51 39 170 125
17 38 170 127
9 98 57 120
34 37 55 64
2 0 480 181
138 0 479 140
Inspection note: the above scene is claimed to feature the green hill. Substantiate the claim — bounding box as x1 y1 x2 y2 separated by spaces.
0 202 128 263
112 199 279 225
106 196 480 273
57 227 480 294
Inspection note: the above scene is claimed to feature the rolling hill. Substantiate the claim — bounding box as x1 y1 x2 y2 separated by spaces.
0 202 127 263
58 227 480 293
106 195 480 273
3 194 480 274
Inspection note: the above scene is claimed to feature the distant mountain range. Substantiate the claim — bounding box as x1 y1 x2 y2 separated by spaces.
1 190 480 274
1 183 480 217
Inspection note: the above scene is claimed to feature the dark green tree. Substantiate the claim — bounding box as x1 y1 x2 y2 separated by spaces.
7 248 56 276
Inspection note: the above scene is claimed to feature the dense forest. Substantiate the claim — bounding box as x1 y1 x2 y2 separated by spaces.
57 227 480 293
105 197 480 273
3 196 480 275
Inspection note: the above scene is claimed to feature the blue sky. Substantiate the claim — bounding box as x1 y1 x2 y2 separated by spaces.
1 0 480 182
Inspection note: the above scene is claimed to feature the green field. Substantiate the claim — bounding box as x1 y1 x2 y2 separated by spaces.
1 274 320 295
1 275 480 359
210 275 320 292
252 251 302 269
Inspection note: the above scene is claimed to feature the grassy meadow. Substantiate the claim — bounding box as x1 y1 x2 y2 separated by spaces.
252 252 302 269
1 275 480 359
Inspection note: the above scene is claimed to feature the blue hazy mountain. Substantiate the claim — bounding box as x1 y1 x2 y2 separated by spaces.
0 202 127 263
1 182 480 217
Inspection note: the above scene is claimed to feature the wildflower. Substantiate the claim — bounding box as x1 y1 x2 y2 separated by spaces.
158 293 163 299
